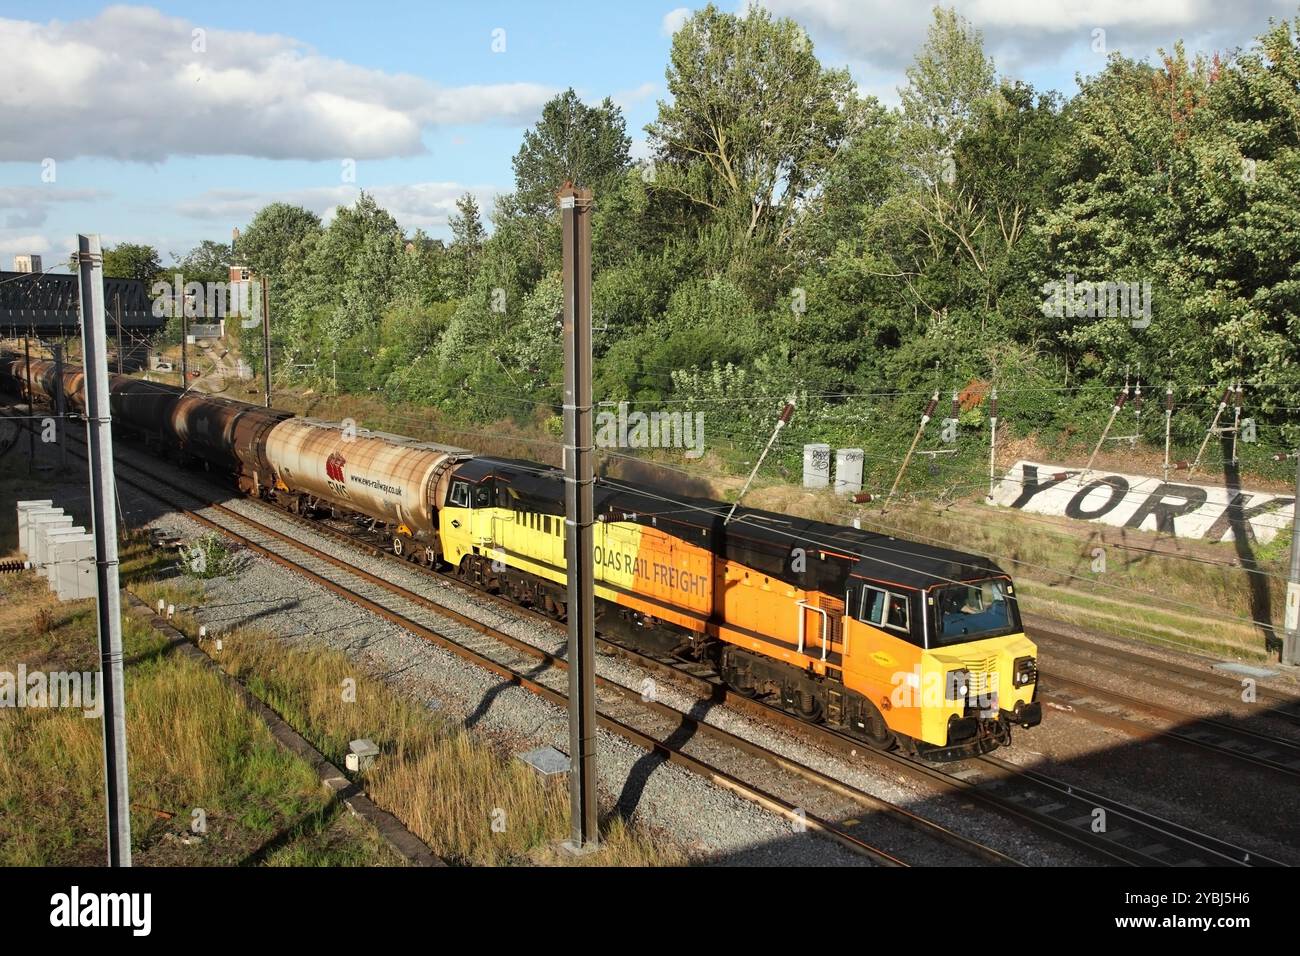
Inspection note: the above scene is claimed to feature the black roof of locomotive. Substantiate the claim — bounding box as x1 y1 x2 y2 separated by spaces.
457 456 1007 591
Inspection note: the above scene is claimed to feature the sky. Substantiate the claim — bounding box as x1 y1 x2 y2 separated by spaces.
0 0 1295 272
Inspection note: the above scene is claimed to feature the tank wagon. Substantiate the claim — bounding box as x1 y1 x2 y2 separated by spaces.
262 417 471 563
1 354 292 483
2 353 1040 759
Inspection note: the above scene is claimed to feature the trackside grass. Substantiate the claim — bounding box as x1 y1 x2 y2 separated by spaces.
0 560 400 866
140 583 685 866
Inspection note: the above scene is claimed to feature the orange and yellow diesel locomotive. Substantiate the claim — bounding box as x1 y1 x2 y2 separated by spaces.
3 354 1040 759
439 457 1040 760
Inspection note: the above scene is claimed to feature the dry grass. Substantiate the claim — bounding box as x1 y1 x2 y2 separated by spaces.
0 605 329 865
0 556 398 866
169 612 685 866
271 388 566 468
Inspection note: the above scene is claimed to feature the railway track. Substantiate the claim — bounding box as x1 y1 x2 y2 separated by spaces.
1029 622 1300 730
178 514 1290 864
11 404 1288 866
1039 672 1300 780
603 631 1288 866
23 414 1022 868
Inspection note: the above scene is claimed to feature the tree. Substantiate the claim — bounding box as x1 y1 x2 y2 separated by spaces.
236 203 322 280
1032 50 1214 386
794 98 902 263
443 193 486 297
646 3 862 251
311 192 406 339
898 6 996 180
1173 20 1300 422
173 239 232 287
511 89 631 217
102 242 162 285
393 230 446 308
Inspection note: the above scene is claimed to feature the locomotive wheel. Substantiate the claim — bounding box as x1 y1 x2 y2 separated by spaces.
458 555 488 589
796 690 824 723
725 671 759 698
855 698 896 751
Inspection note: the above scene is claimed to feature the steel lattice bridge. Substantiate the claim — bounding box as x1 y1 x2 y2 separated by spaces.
0 271 160 336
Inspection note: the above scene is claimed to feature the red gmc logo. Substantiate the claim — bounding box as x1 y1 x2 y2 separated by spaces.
326 452 346 483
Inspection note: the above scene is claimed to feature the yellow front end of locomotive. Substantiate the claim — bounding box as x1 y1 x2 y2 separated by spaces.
916 632 1040 752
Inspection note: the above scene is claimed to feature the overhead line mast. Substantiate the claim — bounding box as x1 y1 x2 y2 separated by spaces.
75 233 133 866
558 182 598 852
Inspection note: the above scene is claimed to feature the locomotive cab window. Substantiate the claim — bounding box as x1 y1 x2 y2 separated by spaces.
884 594 909 633
473 481 495 509
932 579 1019 647
861 586 886 626
449 481 471 508
852 581 917 644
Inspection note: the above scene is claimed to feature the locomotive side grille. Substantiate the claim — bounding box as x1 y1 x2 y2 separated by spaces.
816 594 845 651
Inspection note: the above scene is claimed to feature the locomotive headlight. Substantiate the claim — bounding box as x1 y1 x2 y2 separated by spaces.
945 668 971 701
1013 656 1037 688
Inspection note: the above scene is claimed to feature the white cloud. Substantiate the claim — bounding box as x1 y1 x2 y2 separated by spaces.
662 7 692 35
628 139 655 164
0 233 83 274
759 0 1293 75
0 186 107 229
0 233 55 261
612 82 657 110
0 6 558 163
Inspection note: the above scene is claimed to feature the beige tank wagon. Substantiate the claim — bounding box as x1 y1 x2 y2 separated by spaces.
264 418 471 555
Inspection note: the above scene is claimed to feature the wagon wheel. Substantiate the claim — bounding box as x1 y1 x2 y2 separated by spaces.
391 534 405 557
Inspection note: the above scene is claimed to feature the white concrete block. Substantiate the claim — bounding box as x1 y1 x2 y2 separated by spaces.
52 533 96 601
42 526 87 584
16 501 56 555
26 512 70 560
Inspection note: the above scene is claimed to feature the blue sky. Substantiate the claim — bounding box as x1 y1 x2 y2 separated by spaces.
1 1 1294 271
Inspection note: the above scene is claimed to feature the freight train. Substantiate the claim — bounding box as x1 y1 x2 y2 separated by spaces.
2 353 1041 760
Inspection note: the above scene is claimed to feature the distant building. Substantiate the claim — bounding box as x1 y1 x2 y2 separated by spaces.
231 225 252 283
13 254 42 273
226 227 257 319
